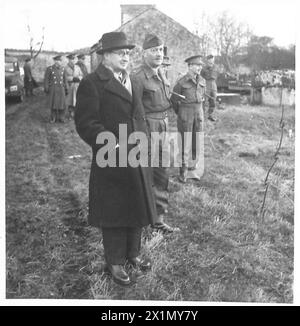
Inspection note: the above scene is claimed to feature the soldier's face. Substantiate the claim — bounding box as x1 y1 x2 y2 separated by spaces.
104 49 130 72
144 45 164 68
54 60 61 68
189 63 202 75
207 58 214 67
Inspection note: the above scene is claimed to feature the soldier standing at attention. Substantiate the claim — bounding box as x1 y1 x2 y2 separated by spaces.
171 55 206 183
23 57 35 97
201 54 218 122
65 54 83 119
76 54 89 78
131 34 179 234
44 55 68 123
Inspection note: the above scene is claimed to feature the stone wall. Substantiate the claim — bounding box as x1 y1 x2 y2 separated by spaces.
261 87 295 107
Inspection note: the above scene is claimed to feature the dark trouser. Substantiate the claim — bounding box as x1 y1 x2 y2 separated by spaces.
146 116 169 219
101 227 142 265
51 109 65 122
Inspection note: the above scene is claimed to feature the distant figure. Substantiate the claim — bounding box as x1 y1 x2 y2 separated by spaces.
76 54 88 77
65 54 83 119
201 54 218 122
171 55 206 183
161 55 171 79
44 55 68 123
23 57 37 97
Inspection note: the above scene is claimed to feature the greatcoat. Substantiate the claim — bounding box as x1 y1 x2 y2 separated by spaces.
75 64 157 228
44 64 68 110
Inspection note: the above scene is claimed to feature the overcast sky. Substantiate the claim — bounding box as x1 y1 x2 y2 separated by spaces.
1 0 298 52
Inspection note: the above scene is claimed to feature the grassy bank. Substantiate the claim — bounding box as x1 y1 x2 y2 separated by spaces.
6 94 294 302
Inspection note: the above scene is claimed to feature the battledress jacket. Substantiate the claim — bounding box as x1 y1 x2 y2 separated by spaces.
75 64 157 228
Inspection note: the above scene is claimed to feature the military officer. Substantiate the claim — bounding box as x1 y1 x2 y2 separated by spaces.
171 55 206 183
76 53 88 77
65 53 83 119
131 34 179 234
201 54 218 121
44 55 68 123
23 57 36 97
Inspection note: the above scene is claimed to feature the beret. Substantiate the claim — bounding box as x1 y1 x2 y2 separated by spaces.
143 34 163 50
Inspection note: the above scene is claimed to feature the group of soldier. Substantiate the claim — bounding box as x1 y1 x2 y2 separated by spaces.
72 31 219 286
43 53 88 123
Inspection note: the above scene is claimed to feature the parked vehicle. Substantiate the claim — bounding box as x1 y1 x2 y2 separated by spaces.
5 56 24 102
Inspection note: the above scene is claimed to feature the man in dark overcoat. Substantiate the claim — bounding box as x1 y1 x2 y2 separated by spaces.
75 32 157 286
44 55 68 123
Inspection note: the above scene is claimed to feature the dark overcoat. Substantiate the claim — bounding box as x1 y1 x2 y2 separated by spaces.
75 64 157 228
44 65 68 110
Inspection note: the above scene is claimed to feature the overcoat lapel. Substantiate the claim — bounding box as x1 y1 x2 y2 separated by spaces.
104 77 132 104
95 64 132 105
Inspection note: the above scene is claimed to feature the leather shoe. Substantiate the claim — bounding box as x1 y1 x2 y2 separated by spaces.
208 116 217 122
106 264 131 286
127 257 152 271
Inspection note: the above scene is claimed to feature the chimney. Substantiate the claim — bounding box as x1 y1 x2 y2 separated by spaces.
120 4 156 25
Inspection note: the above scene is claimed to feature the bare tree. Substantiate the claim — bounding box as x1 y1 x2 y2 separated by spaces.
209 11 251 71
27 24 45 59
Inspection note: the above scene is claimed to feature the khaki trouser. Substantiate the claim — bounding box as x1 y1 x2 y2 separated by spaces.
177 104 204 179
146 115 169 218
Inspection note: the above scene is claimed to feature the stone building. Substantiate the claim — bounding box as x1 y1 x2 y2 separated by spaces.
91 4 202 85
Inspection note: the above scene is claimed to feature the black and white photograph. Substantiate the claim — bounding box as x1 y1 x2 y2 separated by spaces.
2 0 298 305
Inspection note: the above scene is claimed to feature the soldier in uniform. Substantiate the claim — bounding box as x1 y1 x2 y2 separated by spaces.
23 57 36 97
201 54 218 121
44 55 68 123
171 55 206 183
65 54 83 119
76 54 88 78
131 34 179 234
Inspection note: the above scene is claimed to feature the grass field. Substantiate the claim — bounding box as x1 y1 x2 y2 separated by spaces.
6 91 295 302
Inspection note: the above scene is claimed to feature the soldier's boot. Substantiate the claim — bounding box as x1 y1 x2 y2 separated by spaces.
179 166 187 183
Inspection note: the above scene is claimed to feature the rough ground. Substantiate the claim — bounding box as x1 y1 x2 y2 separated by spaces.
6 91 294 302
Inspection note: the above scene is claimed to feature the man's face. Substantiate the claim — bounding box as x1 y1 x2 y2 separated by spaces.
54 60 62 68
143 45 164 68
189 63 202 75
69 58 76 65
207 58 214 67
104 48 130 72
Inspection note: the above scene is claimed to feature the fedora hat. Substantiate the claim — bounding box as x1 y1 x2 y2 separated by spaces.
96 32 135 54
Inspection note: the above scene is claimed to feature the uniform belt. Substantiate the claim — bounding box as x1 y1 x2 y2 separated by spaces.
145 111 168 119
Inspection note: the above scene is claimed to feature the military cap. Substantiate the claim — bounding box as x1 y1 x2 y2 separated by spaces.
77 54 85 59
96 32 135 54
206 54 214 60
162 56 171 66
143 34 163 50
53 55 62 61
185 55 204 65
66 54 76 59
